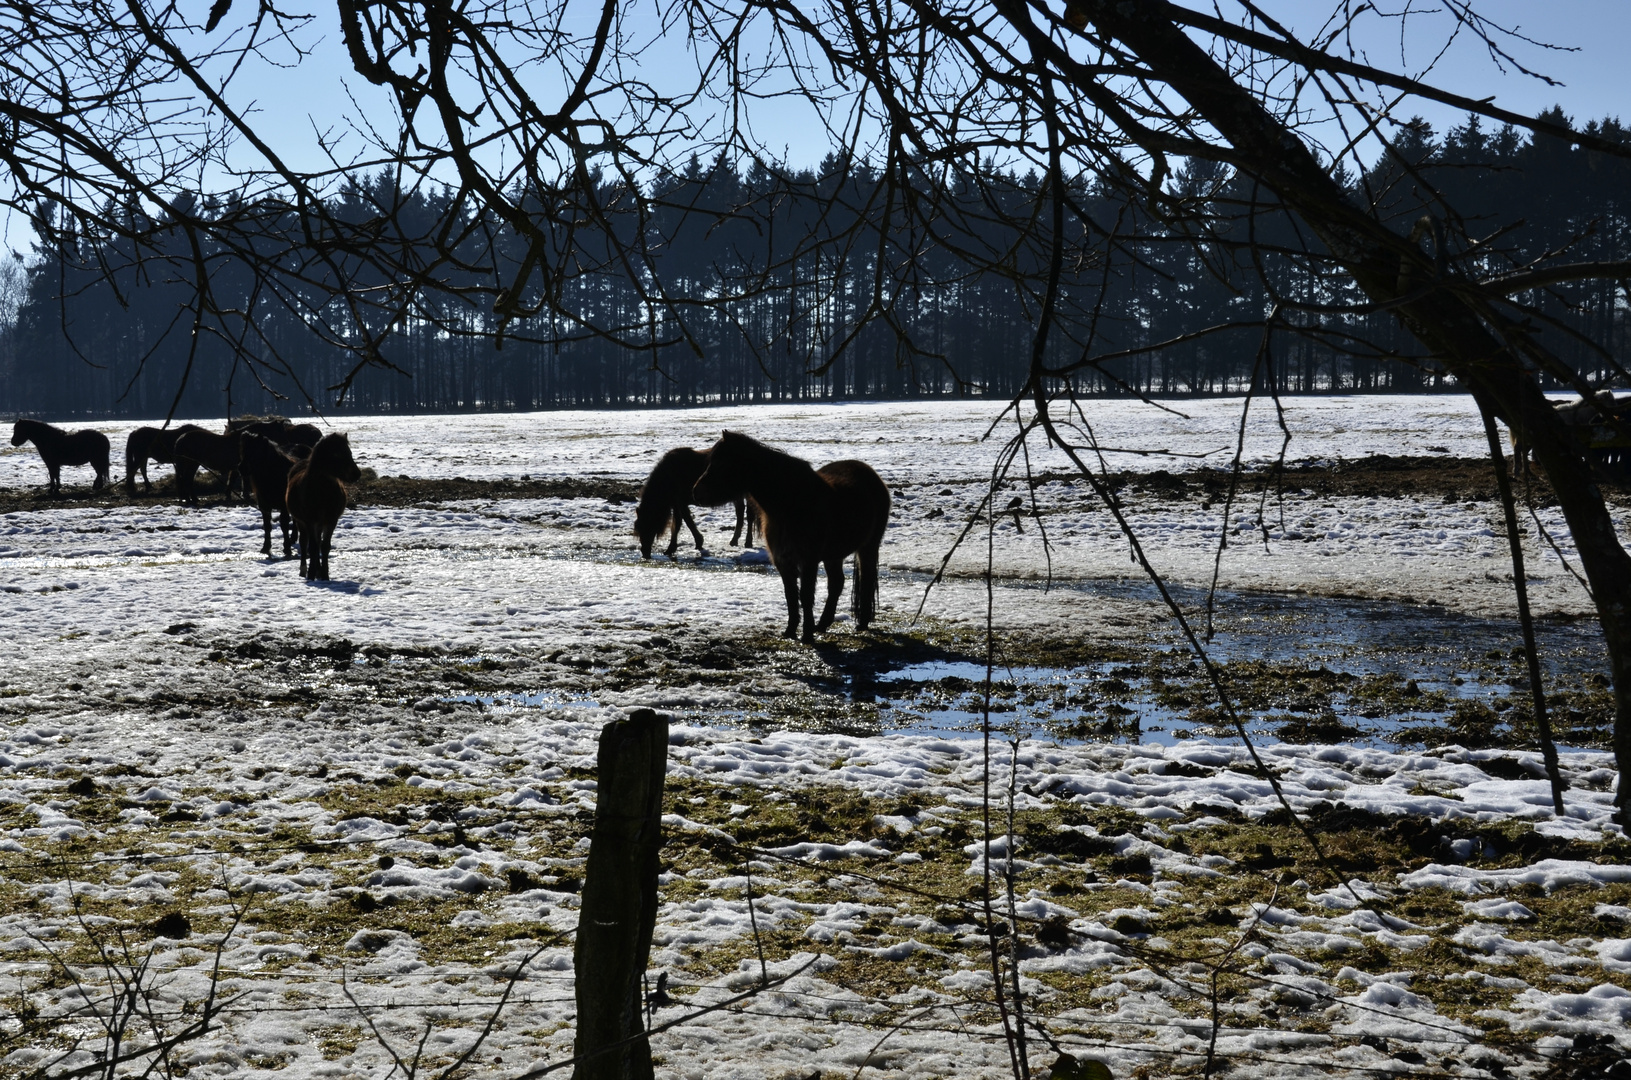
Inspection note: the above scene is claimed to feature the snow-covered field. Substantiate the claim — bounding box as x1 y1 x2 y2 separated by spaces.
0 395 1627 1079
0 394 1514 489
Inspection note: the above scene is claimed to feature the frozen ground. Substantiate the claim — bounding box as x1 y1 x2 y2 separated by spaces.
0 396 1627 1079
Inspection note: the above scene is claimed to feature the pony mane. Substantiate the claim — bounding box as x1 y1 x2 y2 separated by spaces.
718 430 811 474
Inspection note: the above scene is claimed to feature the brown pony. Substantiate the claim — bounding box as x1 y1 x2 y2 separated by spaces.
124 424 205 497
174 427 248 505
11 419 110 495
239 431 308 557
286 433 361 581
693 431 890 643
634 447 754 559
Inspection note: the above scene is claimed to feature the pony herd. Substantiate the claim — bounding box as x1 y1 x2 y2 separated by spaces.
10 417 362 582
10 417 886 640
637 432 891 643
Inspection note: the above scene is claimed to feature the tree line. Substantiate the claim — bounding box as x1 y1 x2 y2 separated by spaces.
1 109 1627 420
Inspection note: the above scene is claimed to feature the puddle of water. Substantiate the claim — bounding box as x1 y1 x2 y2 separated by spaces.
444 579 1610 752
865 585 1609 749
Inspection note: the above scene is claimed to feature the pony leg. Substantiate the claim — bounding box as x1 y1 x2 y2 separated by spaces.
260 507 273 556
319 523 334 580
777 564 802 639
177 464 198 506
681 506 705 555
731 498 745 546
665 511 681 559
799 564 820 642
816 556 845 631
279 509 293 558
853 543 880 630
48 465 60 496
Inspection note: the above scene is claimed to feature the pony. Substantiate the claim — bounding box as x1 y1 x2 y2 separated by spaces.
174 427 247 505
693 431 890 643
285 433 361 581
124 424 205 497
634 447 754 559
1510 390 1628 480
10 419 110 495
239 431 308 558
242 418 322 451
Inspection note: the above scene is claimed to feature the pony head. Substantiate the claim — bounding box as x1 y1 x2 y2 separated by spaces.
312 433 362 483
9 421 24 447
632 497 671 559
692 430 747 505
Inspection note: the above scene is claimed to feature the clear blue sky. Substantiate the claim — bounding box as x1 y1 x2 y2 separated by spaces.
209 0 1631 173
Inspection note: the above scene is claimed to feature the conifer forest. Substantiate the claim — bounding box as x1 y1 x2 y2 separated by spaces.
3 112 1628 418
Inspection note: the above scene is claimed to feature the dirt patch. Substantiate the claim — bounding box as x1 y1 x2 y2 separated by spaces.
9 453 1628 516
352 474 640 507
1026 454 1630 506
0 473 640 514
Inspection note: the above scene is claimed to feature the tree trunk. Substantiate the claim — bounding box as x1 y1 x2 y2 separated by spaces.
1062 0 1631 823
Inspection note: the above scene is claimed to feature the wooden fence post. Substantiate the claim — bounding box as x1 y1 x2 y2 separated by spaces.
572 708 668 1080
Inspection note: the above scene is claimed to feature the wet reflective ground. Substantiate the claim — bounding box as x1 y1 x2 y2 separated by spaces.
455 576 1612 752
862 581 1610 749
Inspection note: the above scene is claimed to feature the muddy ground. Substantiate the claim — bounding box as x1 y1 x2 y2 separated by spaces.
7 453 1629 516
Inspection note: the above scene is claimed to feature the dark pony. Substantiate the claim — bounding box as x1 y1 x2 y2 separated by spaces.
174 427 247 505
242 418 322 451
286 433 362 581
693 431 890 643
239 431 309 558
124 424 205 497
10 419 110 495
634 447 754 559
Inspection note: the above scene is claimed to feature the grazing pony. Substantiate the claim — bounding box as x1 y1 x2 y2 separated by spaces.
124 424 205 496
634 447 754 559
286 433 361 581
174 427 247 505
693 431 890 643
10 419 110 495
239 432 308 558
